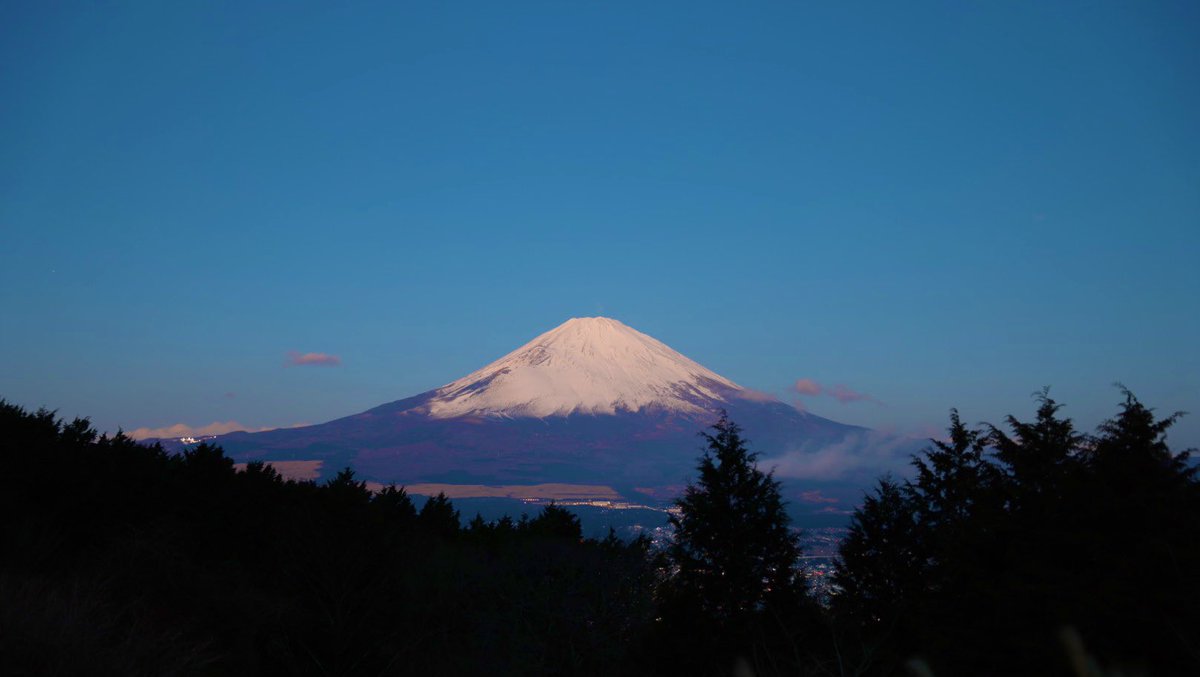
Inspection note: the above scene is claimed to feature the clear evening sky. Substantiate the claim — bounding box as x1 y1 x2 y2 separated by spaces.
2 2 1197 447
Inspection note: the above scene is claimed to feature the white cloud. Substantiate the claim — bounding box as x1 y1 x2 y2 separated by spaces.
760 430 919 482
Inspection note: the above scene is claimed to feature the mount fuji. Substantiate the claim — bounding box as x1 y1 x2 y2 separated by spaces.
190 318 916 516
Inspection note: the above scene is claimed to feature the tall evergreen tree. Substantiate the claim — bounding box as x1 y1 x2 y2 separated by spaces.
989 388 1084 504
373 484 417 524
1075 387 1199 671
1086 385 1193 485
909 409 1001 627
325 466 372 512
418 492 461 537
835 389 1200 675
668 412 802 622
527 502 583 540
834 477 922 630
910 409 996 534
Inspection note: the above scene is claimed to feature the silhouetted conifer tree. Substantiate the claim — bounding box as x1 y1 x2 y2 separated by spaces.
1074 387 1199 671
989 389 1085 504
527 502 583 540
834 477 922 637
418 492 460 537
180 441 234 479
325 466 372 514
668 413 802 623
835 389 1200 676
644 413 819 677
371 483 415 523
0 400 658 676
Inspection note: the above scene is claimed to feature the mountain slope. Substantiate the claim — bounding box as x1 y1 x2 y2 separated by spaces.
187 317 911 513
425 317 742 418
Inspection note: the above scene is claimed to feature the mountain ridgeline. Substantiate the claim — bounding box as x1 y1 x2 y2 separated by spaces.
166 318 888 511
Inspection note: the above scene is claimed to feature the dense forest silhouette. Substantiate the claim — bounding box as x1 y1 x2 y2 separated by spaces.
1 389 1196 676
834 389 1199 676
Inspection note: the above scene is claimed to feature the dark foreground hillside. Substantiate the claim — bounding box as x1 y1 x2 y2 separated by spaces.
2 391 1198 676
0 402 654 676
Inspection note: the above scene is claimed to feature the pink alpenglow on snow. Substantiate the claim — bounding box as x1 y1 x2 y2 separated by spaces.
129 421 309 441
129 420 256 440
425 317 751 418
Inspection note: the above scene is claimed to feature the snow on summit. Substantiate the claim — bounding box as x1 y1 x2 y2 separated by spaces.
426 317 748 419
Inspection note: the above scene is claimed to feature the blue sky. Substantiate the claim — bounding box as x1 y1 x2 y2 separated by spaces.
2 1 1198 447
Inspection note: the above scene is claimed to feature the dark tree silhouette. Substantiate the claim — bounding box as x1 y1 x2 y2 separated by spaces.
373 483 417 522
1073 387 1199 670
989 389 1084 502
835 389 1200 676
910 409 997 537
527 502 583 540
0 399 656 676
833 477 921 632
907 408 1005 664
6 387 1196 676
418 491 461 538
668 412 802 620
641 413 827 677
325 466 372 511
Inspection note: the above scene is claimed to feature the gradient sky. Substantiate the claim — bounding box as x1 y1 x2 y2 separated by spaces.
2 2 1198 448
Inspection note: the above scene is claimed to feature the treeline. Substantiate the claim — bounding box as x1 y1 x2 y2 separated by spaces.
0 402 654 676
1 390 1197 676
834 388 1200 675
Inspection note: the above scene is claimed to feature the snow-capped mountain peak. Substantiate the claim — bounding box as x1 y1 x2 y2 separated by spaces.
425 317 747 418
